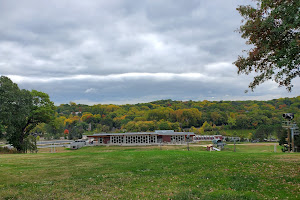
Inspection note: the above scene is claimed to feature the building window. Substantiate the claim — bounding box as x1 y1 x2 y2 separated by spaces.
111 136 123 144
171 135 185 143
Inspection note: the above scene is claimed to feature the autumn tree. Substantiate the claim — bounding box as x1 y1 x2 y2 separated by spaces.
171 108 202 127
0 76 55 152
147 108 173 121
235 0 299 91
64 129 69 136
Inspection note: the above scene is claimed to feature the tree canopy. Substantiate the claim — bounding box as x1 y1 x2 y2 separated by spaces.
0 76 55 152
235 0 300 91
46 96 300 138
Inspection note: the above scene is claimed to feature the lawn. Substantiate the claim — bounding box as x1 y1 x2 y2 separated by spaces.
224 142 282 153
0 144 299 200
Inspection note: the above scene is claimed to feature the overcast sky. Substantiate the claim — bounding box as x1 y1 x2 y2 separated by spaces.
0 0 299 105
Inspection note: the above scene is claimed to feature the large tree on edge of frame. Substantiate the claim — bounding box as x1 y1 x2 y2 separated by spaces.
234 0 300 91
0 76 55 152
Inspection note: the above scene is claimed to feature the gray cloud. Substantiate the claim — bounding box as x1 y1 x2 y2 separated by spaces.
0 0 299 105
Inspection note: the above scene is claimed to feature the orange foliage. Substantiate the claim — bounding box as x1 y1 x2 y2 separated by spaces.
64 129 69 135
279 104 287 109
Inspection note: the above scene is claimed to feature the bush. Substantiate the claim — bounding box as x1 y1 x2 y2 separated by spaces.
0 146 18 154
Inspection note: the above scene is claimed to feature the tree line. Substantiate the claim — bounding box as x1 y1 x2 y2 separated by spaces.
35 95 300 142
1 76 300 152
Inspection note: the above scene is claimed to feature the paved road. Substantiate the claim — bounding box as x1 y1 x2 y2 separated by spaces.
38 144 69 148
37 140 74 148
37 140 74 144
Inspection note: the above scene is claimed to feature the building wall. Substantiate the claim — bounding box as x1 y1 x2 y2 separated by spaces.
171 135 185 143
103 137 110 144
162 135 171 143
88 134 194 145
193 135 219 141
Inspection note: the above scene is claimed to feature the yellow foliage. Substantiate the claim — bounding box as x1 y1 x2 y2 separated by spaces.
64 118 73 126
81 113 93 122
113 115 126 122
105 105 120 112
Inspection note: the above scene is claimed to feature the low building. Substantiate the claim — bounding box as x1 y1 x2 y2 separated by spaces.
70 140 86 150
87 130 195 145
224 136 240 142
193 135 223 141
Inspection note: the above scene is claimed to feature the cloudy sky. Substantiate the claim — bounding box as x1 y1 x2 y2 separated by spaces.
0 0 299 105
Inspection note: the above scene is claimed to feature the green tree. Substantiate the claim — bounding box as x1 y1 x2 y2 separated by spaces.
227 116 237 129
0 124 4 139
0 76 55 152
158 120 171 130
201 121 212 132
236 114 250 129
44 116 65 139
24 135 38 153
254 125 272 141
235 0 300 91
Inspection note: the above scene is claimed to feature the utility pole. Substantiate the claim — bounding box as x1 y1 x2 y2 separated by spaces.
160 141 162 150
291 127 295 152
287 128 290 153
186 135 190 151
234 139 236 152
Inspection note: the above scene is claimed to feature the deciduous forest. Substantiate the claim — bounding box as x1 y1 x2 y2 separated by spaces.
34 97 300 143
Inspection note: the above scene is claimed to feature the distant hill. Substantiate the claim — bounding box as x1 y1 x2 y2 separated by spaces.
33 96 300 140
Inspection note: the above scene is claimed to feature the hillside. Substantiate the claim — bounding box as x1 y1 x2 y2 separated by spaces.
31 96 300 142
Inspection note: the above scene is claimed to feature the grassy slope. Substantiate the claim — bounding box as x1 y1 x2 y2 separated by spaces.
222 129 255 138
0 145 299 200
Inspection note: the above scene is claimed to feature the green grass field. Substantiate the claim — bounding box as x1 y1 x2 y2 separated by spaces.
0 144 299 200
222 129 254 138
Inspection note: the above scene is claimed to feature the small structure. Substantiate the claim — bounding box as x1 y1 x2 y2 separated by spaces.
282 115 299 152
224 136 240 142
70 140 86 150
206 145 220 151
87 130 194 146
212 139 226 149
